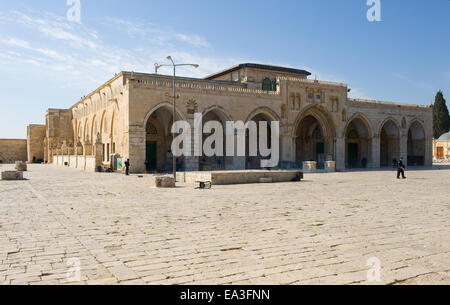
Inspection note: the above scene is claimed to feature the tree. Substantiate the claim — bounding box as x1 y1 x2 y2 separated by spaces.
433 90 450 139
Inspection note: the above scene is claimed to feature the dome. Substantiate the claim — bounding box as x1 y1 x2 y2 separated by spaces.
438 132 450 141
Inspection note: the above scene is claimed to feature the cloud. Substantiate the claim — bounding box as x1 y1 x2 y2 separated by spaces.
0 10 240 92
102 17 210 48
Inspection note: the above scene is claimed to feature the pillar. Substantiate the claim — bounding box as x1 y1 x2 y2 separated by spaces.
128 125 146 174
400 134 408 166
335 137 345 171
94 140 103 172
371 135 381 168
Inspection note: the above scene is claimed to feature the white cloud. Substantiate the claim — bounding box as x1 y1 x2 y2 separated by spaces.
0 9 242 93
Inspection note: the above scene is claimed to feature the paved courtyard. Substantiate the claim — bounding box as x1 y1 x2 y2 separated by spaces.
0 164 449 285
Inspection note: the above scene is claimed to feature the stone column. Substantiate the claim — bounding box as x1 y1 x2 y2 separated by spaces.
184 116 199 172
128 125 146 174
94 139 103 172
371 135 381 168
400 134 408 166
335 137 345 171
425 137 433 166
83 140 92 156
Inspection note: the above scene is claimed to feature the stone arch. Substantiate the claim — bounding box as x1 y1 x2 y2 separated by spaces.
293 104 336 168
99 110 107 139
344 113 373 168
83 118 89 143
245 106 281 124
142 101 186 128
343 113 374 138
293 104 336 140
245 107 281 170
378 117 401 136
202 105 233 122
143 102 185 172
407 119 426 166
379 118 401 167
200 106 233 171
77 121 82 142
90 115 98 143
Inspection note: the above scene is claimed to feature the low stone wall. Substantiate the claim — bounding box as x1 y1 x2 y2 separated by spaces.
53 155 98 172
179 170 303 185
0 139 27 164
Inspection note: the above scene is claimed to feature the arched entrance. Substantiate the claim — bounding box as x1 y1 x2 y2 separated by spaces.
294 106 336 169
144 104 183 173
245 112 277 169
200 107 230 171
380 119 400 167
407 121 426 166
345 116 372 168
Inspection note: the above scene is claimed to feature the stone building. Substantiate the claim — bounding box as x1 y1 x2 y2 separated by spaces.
27 63 433 173
433 132 450 160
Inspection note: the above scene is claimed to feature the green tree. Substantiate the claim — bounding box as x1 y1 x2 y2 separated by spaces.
433 90 450 139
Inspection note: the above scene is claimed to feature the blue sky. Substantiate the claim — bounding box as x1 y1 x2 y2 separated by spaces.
0 0 449 138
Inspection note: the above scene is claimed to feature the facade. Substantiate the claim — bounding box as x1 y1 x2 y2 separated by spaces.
433 132 450 160
28 63 433 173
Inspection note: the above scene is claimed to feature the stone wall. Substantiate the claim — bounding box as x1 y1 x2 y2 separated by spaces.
0 139 27 164
27 124 46 163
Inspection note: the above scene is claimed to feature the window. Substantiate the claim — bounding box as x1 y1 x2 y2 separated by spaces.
232 71 240 82
112 143 116 154
262 78 273 91
107 144 110 162
102 144 105 161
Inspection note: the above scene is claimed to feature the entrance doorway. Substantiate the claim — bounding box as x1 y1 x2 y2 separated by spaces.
146 142 157 171
316 142 325 169
348 143 358 168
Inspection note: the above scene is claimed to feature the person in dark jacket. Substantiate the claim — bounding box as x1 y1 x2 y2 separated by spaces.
397 157 406 179
124 159 130 176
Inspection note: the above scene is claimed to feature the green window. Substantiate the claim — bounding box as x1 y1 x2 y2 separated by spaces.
262 78 272 91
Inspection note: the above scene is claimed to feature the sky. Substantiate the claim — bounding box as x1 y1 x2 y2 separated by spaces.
0 0 449 139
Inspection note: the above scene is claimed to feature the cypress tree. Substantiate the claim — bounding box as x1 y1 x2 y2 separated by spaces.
433 90 450 139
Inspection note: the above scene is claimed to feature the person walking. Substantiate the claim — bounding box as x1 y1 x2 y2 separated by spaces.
397 157 406 179
124 159 130 176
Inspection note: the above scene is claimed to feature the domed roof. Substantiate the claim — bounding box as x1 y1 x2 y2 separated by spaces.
438 132 450 141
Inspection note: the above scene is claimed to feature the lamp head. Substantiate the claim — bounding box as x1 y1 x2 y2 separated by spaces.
193 64 199 68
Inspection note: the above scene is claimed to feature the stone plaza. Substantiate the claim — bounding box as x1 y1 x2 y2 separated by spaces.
0 164 448 285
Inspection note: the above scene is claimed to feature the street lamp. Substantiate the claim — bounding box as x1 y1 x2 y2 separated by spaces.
155 57 199 183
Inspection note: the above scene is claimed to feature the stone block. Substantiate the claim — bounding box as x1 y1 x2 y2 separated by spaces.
325 161 336 172
2 171 24 181
15 161 27 172
154 176 175 188
303 161 317 172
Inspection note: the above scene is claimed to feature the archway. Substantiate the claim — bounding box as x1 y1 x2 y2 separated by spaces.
200 107 231 171
380 119 400 167
345 116 372 168
144 105 181 172
245 112 276 169
407 121 426 166
294 106 335 169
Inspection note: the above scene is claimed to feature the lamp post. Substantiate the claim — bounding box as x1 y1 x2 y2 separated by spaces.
155 56 199 183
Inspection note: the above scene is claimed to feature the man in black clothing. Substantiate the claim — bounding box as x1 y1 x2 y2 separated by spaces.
397 157 406 179
124 159 130 176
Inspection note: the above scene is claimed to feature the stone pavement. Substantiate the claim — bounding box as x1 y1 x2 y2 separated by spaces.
0 164 449 285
